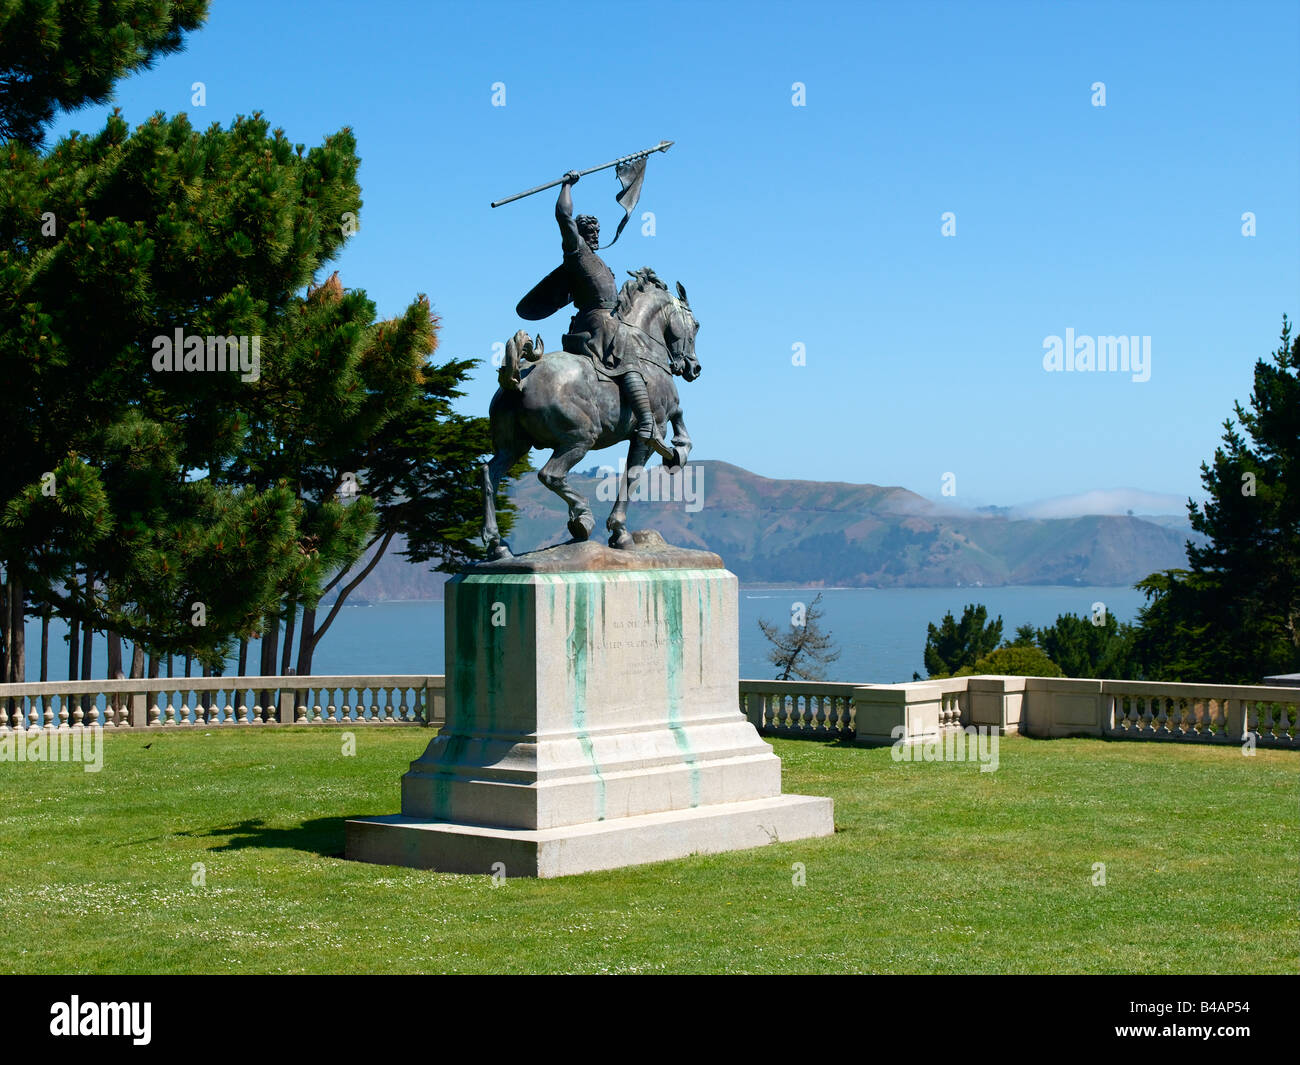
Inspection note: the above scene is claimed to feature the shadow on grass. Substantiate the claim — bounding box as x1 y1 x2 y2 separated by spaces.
177 817 346 859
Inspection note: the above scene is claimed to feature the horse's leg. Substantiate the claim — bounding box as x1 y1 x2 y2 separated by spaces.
539 442 596 542
665 409 693 471
607 435 651 549
482 443 527 560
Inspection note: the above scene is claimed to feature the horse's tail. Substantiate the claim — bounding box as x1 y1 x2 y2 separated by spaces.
498 330 544 392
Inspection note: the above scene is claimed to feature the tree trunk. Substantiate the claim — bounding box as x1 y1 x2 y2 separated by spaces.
148 651 160 679
0 574 9 686
6 572 24 684
309 529 395 665
238 637 248 677
280 602 297 675
40 605 50 682
79 572 94 715
259 614 280 717
130 641 145 680
260 618 280 675
67 605 79 684
296 606 316 676
106 627 123 723
107 630 122 680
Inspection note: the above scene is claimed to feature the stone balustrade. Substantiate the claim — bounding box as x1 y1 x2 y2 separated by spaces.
1 673 1295 750
745 675 1297 750
739 680 859 739
0 675 445 730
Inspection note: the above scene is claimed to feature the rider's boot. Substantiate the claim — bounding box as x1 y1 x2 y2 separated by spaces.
621 371 674 461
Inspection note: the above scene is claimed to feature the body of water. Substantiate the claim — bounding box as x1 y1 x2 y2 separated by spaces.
23 585 1148 685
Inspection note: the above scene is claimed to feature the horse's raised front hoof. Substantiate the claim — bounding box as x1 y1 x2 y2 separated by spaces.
486 541 514 561
608 528 635 550
567 513 595 542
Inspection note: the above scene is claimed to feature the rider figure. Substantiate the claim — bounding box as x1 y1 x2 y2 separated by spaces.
517 170 667 456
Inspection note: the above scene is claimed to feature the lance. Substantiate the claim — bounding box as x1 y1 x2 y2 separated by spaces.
490 140 674 208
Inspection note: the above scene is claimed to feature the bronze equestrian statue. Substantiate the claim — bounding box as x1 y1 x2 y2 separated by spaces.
480 172 700 559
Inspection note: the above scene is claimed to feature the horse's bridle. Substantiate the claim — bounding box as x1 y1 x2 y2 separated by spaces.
619 300 694 376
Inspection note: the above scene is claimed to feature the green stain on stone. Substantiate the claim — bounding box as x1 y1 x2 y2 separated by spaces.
566 577 606 820
659 576 700 807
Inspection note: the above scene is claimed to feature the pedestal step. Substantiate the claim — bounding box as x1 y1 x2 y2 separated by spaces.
346 793 834 878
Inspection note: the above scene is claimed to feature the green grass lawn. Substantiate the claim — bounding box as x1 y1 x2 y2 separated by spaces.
1 727 1295 974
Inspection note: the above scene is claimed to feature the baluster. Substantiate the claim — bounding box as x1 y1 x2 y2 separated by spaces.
71 692 83 727
56 694 69 728
370 687 381 722
396 687 408 722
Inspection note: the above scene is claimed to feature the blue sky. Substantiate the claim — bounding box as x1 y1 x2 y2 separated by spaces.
46 0 1300 511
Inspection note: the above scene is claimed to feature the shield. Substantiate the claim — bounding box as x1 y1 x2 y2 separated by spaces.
516 264 571 321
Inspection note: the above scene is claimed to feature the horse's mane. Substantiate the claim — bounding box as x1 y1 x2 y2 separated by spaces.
615 266 669 318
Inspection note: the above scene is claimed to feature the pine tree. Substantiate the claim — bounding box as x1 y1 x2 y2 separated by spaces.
1136 317 1299 682
758 592 842 681
0 1 208 148
920 603 1002 678
1 8 497 680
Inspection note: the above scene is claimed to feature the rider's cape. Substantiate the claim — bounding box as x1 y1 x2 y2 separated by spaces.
516 268 641 379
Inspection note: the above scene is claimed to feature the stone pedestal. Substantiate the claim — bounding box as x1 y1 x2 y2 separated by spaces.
346 534 833 877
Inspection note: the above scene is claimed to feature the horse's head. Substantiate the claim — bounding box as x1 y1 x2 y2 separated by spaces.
617 269 701 383
666 281 701 382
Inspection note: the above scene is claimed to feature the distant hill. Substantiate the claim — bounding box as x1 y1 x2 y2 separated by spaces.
334 460 1199 598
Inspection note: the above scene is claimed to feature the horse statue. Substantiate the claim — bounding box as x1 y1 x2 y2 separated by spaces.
481 267 700 560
